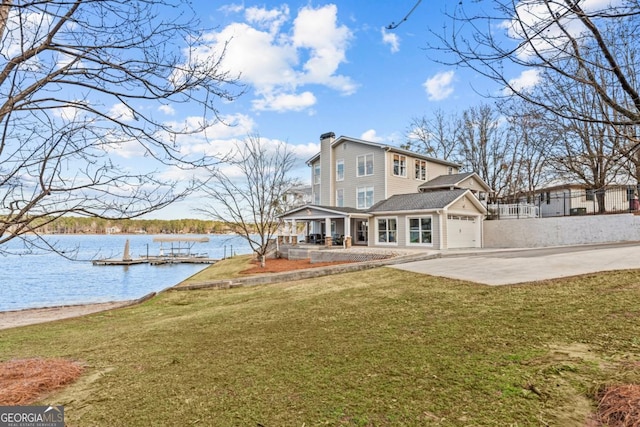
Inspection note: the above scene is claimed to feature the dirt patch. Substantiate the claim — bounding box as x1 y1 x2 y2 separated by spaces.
240 258 352 275
0 358 84 405
596 384 640 426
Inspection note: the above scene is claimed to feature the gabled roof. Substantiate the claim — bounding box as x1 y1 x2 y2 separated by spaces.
306 135 461 168
279 204 368 218
368 189 470 213
419 172 492 193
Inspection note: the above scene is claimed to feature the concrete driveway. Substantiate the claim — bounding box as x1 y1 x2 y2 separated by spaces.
389 242 640 285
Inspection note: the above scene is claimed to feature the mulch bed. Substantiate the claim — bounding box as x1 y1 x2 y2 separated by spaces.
0 358 84 405
240 257 353 275
596 384 640 426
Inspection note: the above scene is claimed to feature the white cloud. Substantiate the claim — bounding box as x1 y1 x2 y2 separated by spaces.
360 129 383 142
245 5 289 34
108 103 136 122
252 91 317 112
504 69 540 94
381 28 400 53
502 0 626 61
196 4 356 113
423 71 455 101
158 104 176 115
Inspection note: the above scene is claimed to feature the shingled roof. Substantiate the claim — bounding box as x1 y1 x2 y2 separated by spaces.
368 189 468 213
418 172 476 191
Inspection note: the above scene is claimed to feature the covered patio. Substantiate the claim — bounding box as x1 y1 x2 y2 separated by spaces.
278 205 371 248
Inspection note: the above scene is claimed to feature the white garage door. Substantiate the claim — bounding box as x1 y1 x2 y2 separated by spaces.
447 215 480 249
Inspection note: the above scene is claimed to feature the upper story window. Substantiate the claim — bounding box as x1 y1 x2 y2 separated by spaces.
313 163 321 184
336 159 344 181
336 188 344 207
415 160 427 181
356 186 374 209
447 166 454 175
393 154 407 177
357 153 374 177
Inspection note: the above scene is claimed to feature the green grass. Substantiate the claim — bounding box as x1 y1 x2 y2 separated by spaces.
2 267 640 426
179 254 253 285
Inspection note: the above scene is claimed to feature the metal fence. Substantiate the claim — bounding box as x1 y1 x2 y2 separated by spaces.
488 186 640 219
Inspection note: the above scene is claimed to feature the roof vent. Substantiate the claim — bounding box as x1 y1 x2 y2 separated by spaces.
320 132 335 140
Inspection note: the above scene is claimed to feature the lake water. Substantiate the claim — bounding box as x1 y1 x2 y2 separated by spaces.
0 234 252 312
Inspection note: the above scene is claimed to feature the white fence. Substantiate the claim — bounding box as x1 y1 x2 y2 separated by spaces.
487 203 539 219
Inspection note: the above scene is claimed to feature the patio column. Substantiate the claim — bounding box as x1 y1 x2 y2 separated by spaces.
324 217 332 247
344 217 351 248
291 219 297 245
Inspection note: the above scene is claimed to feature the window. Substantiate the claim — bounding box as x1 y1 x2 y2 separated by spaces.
377 218 397 244
357 153 374 176
415 160 427 181
336 189 344 207
314 192 320 205
356 186 374 209
585 189 595 202
408 217 432 245
336 159 344 181
313 163 320 184
447 167 454 175
393 154 407 177
546 191 551 204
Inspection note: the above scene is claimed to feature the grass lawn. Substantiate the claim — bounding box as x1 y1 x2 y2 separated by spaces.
1 266 640 426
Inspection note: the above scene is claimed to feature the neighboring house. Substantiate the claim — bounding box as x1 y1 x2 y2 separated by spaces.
281 184 313 211
279 132 491 249
514 183 639 217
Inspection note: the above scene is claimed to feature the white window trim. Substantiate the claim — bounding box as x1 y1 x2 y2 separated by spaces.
415 159 427 181
336 159 344 181
406 215 434 247
336 188 344 207
375 216 399 246
392 154 407 178
313 163 321 184
357 153 374 177
356 186 374 209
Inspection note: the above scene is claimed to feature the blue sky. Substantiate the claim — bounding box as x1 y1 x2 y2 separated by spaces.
144 1 532 219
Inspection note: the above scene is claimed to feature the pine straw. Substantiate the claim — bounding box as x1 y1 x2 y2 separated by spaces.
0 358 84 405
597 384 640 427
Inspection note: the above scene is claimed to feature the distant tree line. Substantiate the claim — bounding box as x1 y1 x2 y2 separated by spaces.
29 216 248 235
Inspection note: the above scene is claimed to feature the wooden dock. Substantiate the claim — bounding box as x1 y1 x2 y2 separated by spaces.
92 256 218 266
92 236 218 266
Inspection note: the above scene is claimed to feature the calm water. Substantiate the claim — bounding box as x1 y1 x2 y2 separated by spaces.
0 234 252 312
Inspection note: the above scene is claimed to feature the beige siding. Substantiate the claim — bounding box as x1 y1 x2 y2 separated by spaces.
458 176 489 193
386 153 459 197
448 194 480 212
369 213 442 249
334 142 386 209
428 162 456 181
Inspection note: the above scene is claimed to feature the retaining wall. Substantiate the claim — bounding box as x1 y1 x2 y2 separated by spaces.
483 213 640 248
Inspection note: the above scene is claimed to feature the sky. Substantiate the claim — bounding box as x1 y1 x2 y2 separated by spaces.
142 0 532 219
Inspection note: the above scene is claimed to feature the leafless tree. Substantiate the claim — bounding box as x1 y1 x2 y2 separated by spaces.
196 135 299 268
435 0 640 127
457 104 515 203
403 108 461 162
500 101 555 203
0 0 241 253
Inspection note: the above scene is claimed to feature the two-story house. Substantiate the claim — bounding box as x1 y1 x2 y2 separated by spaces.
280 132 491 249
